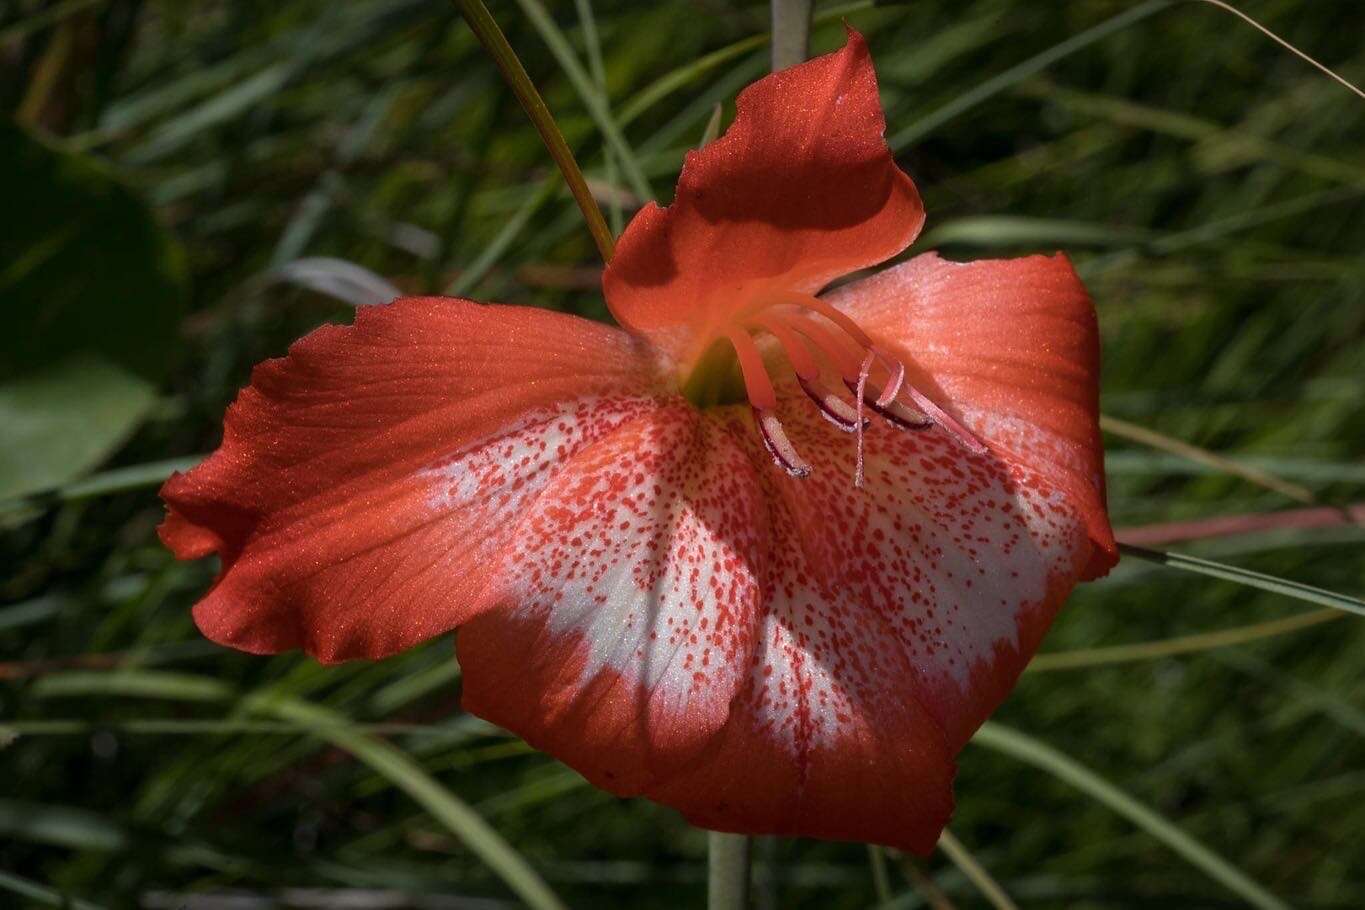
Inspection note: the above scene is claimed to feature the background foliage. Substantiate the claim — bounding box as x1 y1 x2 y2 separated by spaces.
2 0 1363 906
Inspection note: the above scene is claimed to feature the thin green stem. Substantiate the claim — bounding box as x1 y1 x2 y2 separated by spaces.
936 829 1017 910
769 0 812 71
451 0 614 263
512 0 651 202
708 831 751 910
867 844 892 904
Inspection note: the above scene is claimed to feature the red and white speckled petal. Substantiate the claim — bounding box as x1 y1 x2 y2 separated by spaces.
637 391 1092 851
159 297 666 662
457 401 767 792
826 252 1116 579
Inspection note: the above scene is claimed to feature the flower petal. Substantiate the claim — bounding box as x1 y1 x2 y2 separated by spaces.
160 297 663 662
457 401 766 789
603 29 925 371
828 252 1117 578
650 392 1095 851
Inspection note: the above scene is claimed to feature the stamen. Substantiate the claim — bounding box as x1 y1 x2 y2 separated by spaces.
797 376 865 432
785 316 863 382
747 312 864 432
903 386 989 455
846 376 933 430
749 314 819 381
873 349 905 407
709 290 990 482
770 291 875 350
722 327 778 411
754 407 811 477
854 351 873 489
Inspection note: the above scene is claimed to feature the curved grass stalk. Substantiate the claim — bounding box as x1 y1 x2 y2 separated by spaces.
23 668 563 910
251 694 567 910
971 722 1290 910
1118 543 1365 617
1192 0 1364 101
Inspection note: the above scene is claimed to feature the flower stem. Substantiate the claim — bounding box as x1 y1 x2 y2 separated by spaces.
769 0 813 71
451 0 615 264
707 831 751 909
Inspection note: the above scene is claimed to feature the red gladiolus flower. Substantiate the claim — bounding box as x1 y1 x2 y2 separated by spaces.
161 31 1116 853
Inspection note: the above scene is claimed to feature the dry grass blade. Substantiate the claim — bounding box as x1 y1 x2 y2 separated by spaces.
1100 414 1317 504
1028 608 1342 672
894 851 956 910
1117 501 1365 547
1194 0 1365 101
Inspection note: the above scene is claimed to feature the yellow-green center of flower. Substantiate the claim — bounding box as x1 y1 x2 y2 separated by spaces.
679 293 955 483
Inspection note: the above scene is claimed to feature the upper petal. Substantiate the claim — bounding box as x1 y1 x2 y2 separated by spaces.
827 252 1118 578
602 29 925 371
160 297 664 662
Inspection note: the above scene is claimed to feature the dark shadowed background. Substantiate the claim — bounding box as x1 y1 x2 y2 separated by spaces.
2 0 1364 907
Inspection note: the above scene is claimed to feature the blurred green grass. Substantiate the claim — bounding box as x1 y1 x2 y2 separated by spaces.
2 0 1364 906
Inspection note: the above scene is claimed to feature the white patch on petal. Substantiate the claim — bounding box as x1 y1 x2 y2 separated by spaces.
721 394 1089 750
497 403 764 713
419 395 657 560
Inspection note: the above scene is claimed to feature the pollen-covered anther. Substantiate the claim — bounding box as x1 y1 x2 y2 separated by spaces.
797 376 865 432
724 326 813 477
754 407 812 477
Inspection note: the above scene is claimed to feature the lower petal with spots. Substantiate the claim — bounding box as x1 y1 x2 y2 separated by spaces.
458 403 768 793
639 392 1093 851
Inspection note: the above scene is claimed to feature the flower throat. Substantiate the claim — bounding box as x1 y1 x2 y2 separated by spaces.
680 293 985 486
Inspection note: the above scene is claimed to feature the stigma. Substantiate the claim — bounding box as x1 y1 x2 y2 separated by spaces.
719 292 986 485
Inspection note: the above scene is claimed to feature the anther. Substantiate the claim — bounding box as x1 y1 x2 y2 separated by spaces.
754 407 811 477
798 376 865 432
846 377 933 430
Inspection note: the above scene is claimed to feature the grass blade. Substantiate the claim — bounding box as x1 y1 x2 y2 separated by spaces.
447 177 558 296
971 723 1290 910
1101 414 1316 504
0 870 104 910
889 0 1176 150
935 829 1016 910
1118 543 1365 616
247 693 567 910
453 0 614 263
511 0 652 203
1027 608 1342 672
1116 502 1365 547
